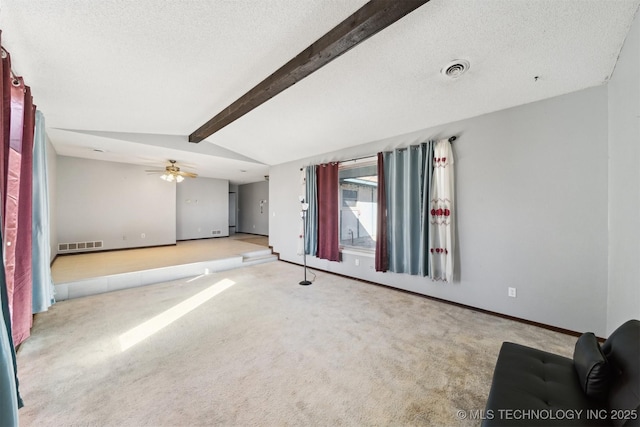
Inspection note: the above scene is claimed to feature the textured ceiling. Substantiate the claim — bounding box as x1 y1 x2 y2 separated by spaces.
1 0 638 184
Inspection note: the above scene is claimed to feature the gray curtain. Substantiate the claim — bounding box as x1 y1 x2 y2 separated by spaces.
1 228 20 426
32 110 55 313
304 165 318 256
384 141 433 276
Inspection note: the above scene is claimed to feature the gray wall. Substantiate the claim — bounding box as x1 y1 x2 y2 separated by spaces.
57 156 176 251
238 180 269 235
46 135 58 262
176 177 229 240
270 86 610 336
607 11 640 335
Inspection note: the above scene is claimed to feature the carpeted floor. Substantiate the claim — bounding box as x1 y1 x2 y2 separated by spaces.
16 261 577 426
230 234 269 247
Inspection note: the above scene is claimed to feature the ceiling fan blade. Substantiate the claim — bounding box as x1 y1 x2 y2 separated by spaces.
178 171 198 178
174 160 197 168
145 162 197 179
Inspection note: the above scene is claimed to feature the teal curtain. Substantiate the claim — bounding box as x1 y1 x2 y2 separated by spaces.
32 110 54 313
384 141 433 276
304 165 318 256
1 228 21 425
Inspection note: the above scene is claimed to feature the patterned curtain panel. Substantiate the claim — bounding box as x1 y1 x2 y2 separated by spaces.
429 139 455 282
384 142 433 276
316 163 339 261
32 110 55 313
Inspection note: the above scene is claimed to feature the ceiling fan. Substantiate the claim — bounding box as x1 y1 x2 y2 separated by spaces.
145 159 197 182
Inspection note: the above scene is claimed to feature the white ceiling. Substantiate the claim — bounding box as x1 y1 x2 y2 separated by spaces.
1 0 638 184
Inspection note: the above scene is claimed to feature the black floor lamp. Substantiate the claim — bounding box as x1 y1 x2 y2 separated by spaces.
299 196 312 286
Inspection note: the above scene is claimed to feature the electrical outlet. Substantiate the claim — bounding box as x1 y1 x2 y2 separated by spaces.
141 233 145 239
355 258 360 266
508 287 517 298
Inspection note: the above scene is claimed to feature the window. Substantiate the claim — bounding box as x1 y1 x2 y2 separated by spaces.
338 157 377 251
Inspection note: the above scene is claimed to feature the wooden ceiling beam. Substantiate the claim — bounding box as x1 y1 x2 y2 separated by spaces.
189 0 430 143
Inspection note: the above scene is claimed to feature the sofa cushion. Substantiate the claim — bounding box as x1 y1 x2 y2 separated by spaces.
574 332 611 400
482 342 606 427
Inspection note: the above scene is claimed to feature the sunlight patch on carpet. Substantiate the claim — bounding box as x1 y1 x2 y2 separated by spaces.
119 278 236 351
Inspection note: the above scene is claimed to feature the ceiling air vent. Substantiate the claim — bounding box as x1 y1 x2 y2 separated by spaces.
441 59 470 79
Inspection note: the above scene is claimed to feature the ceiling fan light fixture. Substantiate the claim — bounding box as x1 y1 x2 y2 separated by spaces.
150 160 196 183
160 172 185 183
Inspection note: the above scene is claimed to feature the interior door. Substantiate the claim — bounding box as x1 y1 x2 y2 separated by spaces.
228 192 237 234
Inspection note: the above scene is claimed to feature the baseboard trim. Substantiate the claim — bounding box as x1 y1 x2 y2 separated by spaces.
55 243 177 258
269 246 280 260
235 232 269 237
280 259 587 339
177 236 228 242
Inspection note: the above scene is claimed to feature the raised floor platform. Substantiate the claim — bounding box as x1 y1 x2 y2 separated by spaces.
51 234 276 301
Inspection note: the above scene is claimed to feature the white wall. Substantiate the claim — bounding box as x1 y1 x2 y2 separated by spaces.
607 10 640 334
270 86 610 336
238 181 269 235
57 156 176 251
176 177 229 240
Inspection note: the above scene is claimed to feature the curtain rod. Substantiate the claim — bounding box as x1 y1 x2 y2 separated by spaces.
300 136 457 170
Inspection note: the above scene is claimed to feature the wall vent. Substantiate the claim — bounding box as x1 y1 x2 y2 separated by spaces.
58 241 104 252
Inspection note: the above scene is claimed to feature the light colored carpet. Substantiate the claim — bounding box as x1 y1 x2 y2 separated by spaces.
16 261 577 426
230 234 269 247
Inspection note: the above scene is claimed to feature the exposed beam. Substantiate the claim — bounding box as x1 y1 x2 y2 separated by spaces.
189 0 430 143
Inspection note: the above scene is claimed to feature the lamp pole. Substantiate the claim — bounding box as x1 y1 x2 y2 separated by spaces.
299 199 311 286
